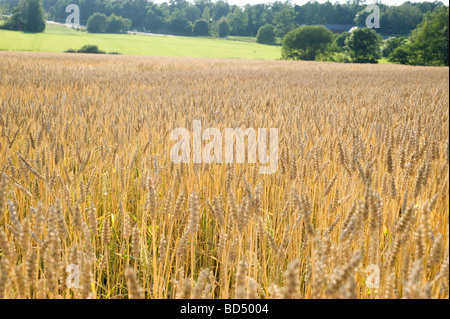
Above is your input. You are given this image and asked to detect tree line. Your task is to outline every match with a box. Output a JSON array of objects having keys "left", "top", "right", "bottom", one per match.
[
  {"left": 281, "top": 5, "right": 448, "bottom": 66},
  {"left": 0, "top": 0, "right": 446, "bottom": 38}
]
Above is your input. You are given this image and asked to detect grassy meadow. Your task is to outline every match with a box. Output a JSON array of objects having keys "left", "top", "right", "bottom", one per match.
[
  {"left": 0, "top": 25, "right": 281, "bottom": 59},
  {"left": 0, "top": 51, "right": 448, "bottom": 299}
]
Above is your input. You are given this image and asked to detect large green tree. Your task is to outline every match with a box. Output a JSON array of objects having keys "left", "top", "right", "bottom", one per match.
[
  {"left": 192, "top": 19, "right": 209, "bottom": 36},
  {"left": 273, "top": 8, "right": 296, "bottom": 38},
  {"left": 183, "top": 5, "right": 201, "bottom": 23},
  {"left": 169, "top": 15, "right": 192, "bottom": 35},
  {"left": 87, "top": 12, "right": 107, "bottom": 33},
  {"left": 218, "top": 16, "right": 230, "bottom": 38},
  {"left": 256, "top": 24, "right": 276, "bottom": 45},
  {"left": 25, "top": 0, "right": 45, "bottom": 32},
  {"left": 3, "top": 0, "right": 45, "bottom": 32},
  {"left": 142, "top": 5, "right": 167, "bottom": 32},
  {"left": 408, "top": 6, "right": 449, "bottom": 66},
  {"left": 106, "top": 14, "right": 131, "bottom": 34},
  {"left": 282, "top": 25, "right": 333, "bottom": 61},
  {"left": 227, "top": 6, "right": 248, "bottom": 36},
  {"left": 345, "top": 27, "right": 382, "bottom": 63}
]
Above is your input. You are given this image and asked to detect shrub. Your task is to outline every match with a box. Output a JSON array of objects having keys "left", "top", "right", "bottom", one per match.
[
  {"left": 382, "top": 36, "right": 407, "bottom": 58},
  {"left": 256, "top": 24, "right": 276, "bottom": 45},
  {"left": 2, "top": 8, "right": 24, "bottom": 30},
  {"left": 335, "top": 32, "right": 350, "bottom": 49},
  {"left": 64, "top": 45, "right": 121, "bottom": 55},
  {"left": 388, "top": 45, "right": 411, "bottom": 64},
  {"left": 76, "top": 45, "right": 106, "bottom": 54}
]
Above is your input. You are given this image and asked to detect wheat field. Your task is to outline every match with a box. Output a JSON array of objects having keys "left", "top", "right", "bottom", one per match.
[{"left": 0, "top": 51, "right": 448, "bottom": 299}]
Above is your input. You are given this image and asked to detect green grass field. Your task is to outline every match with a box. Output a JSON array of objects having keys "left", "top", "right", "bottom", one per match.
[{"left": 0, "top": 24, "right": 281, "bottom": 59}]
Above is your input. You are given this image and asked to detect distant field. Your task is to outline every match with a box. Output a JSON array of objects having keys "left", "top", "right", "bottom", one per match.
[{"left": 0, "top": 24, "right": 281, "bottom": 59}]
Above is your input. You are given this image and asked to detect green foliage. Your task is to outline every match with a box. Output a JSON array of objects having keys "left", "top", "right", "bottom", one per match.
[
  {"left": 170, "top": 17, "right": 192, "bottom": 35},
  {"left": 388, "top": 45, "right": 411, "bottom": 64},
  {"left": 87, "top": 13, "right": 107, "bottom": 33},
  {"left": 2, "top": 0, "right": 441, "bottom": 39},
  {"left": 335, "top": 32, "right": 350, "bottom": 49},
  {"left": 76, "top": 44, "right": 106, "bottom": 54},
  {"left": 106, "top": 14, "right": 131, "bottom": 34},
  {"left": 354, "top": 2, "right": 438, "bottom": 35},
  {"left": 192, "top": 19, "right": 209, "bottom": 36},
  {"left": 183, "top": 6, "right": 201, "bottom": 23},
  {"left": 386, "top": 6, "right": 449, "bottom": 66},
  {"left": 2, "top": 6, "right": 23, "bottom": 30},
  {"left": 382, "top": 36, "right": 406, "bottom": 58},
  {"left": 273, "top": 8, "right": 296, "bottom": 38},
  {"left": 381, "top": 4, "right": 423, "bottom": 35},
  {"left": 65, "top": 44, "right": 107, "bottom": 54},
  {"left": 256, "top": 24, "right": 276, "bottom": 45},
  {"left": 218, "top": 17, "right": 230, "bottom": 38},
  {"left": 24, "top": 0, "right": 45, "bottom": 32},
  {"left": 316, "top": 51, "right": 351, "bottom": 63},
  {"left": 408, "top": 6, "right": 449, "bottom": 66},
  {"left": 282, "top": 25, "right": 333, "bottom": 61},
  {"left": 227, "top": 7, "right": 248, "bottom": 36},
  {"left": 2, "top": 0, "right": 45, "bottom": 32},
  {"left": 88, "top": 12, "right": 131, "bottom": 34},
  {"left": 142, "top": 6, "right": 166, "bottom": 32},
  {"left": 64, "top": 45, "right": 121, "bottom": 55},
  {"left": 345, "top": 27, "right": 382, "bottom": 63},
  {"left": 202, "top": 7, "right": 211, "bottom": 21}
]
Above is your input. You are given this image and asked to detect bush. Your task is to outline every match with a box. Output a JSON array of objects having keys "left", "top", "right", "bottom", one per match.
[
  {"left": 316, "top": 51, "right": 351, "bottom": 63},
  {"left": 76, "top": 45, "right": 106, "bottom": 54},
  {"left": 218, "top": 17, "right": 230, "bottom": 38},
  {"left": 256, "top": 24, "right": 276, "bottom": 45},
  {"left": 2, "top": 7, "right": 23, "bottom": 30},
  {"left": 282, "top": 25, "right": 333, "bottom": 61},
  {"left": 382, "top": 36, "right": 407, "bottom": 58},
  {"left": 193, "top": 19, "right": 209, "bottom": 36},
  {"left": 335, "top": 32, "right": 350, "bottom": 49},
  {"left": 388, "top": 45, "right": 411, "bottom": 64},
  {"left": 64, "top": 45, "right": 121, "bottom": 55},
  {"left": 87, "top": 13, "right": 107, "bottom": 33}
]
